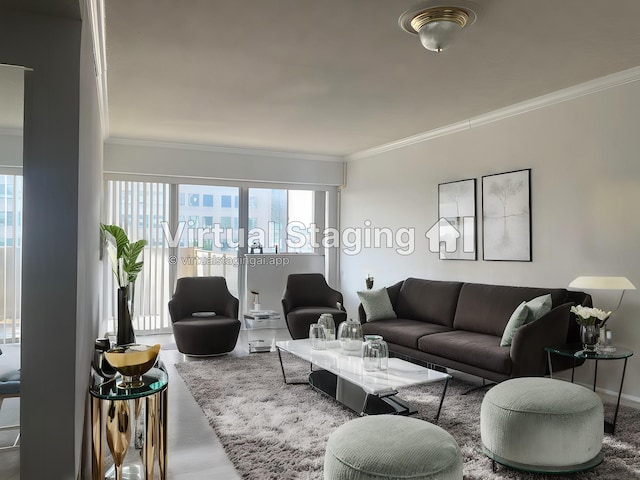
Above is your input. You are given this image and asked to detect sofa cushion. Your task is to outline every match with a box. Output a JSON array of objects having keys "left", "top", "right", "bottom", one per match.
[
  {"left": 362, "top": 318, "right": 453, "bottom": 350},
  {"left": 418, "top": 330, "right": 512, "bottom": 375},
  {"left": 357, "top": 287, "right": 397, "bottom": 322},
  {"left": 453, "top": 283, "right": 568, "bottom": 337},
  {"left": 394, "top": 278, "right": 463, "bottom": 327}
]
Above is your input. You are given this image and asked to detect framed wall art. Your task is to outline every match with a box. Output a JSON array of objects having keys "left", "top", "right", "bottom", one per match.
[
  {"left": 438, "top": 178, "right": 476, "bottom": 260},
  {"left": 482, "top": 169, "right": 531, "bottom": 262}
]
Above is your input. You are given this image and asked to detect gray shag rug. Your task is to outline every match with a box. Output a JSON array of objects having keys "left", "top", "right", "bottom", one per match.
[{"left": 175, "top": 351, "right": 640, "bottom": 480}]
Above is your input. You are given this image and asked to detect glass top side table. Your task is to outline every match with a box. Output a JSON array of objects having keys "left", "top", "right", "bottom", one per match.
[
  {"left": 90, "top": 363, "right": 168, "bottom": 480},
  {"left": 544, "top": 344, "right": 633, "bottom": 434}
]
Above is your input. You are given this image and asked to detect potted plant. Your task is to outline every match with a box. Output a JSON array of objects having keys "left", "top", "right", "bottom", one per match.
[{"left": 101, "top": 224, "right": 147, "bottom": 345}]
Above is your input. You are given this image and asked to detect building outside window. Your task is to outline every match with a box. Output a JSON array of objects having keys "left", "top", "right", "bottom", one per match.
[
  {"left": 248, "top": 188, "right": 314, "bottom": 252},
  {"left": 221, "top": 195, "right": 232, "bottom": 208},
  {"left": 203, "top": 194, "right": 213, "bottom": 207},
  {"left": 188, "top": 193, "right": 199, "bottom": 206}
]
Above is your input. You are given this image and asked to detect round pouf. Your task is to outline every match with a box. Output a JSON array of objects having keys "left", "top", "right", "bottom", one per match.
[
  {"left": 481, "top": 377, "right": 603, "bottom": 473},
  {"left": 324, "top": 415, "right": 463, "bottom": 480}
]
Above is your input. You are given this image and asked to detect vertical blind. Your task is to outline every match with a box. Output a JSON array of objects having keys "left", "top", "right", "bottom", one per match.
[
  {"left": 104, "top": 180, "right": 172, "bottom": 332},
  {"left": 0, "top": 174, "right": 22, "bottom": 343}
]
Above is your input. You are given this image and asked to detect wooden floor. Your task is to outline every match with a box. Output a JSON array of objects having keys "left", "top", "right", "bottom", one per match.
[{"left": 0, "top": 328, "right": 293, "bottom": 480}]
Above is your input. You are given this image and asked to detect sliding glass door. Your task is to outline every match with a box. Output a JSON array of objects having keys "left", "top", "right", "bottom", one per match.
[
  {"left": 177, "top": 184, "right": 240, "bottom": 296},
  {"left": 103, "top": 180, "right": 321, "bottom": 334}
]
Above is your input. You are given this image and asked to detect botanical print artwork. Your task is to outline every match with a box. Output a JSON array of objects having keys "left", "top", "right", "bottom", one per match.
[
  {"left": 482, "top": 169, "right": 531, "bottom": 261},
  {"left": 438, "top": 179, "right": 476, "bottom": 260}
]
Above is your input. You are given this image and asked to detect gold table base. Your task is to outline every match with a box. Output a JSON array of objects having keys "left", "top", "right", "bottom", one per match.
[{"left": 91, "top": 387, "right": 168, "bottom": 480}]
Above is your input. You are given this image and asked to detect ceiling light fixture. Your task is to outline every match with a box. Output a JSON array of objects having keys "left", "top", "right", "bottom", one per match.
[{"left": 399, "top": 3, "right": 477, "bottom": 53}]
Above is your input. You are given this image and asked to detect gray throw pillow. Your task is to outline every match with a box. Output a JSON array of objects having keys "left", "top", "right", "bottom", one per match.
[
  {"left": 525, "top": 294, "right": 552, "bottom": 322},
  {"left": 357, "top": 287, "right": 396, "bottom": 322},
  {"left": 500, "top": 301, "right": 530, "bottom": 347},
  {"left": 500, "top": 294, "right": 553, "bottom": 347}
]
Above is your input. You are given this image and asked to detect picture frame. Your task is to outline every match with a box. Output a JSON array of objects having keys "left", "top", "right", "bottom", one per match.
[
  {"left": 438, "top": 178, "right": 477, "bottom": 260},
  {"left": 482, "top": 169, "right": 531, "bottom": 262}
]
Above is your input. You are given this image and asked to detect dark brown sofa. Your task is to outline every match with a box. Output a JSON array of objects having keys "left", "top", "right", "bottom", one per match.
[{"left": 359, "top": 278, "right": 589, "bottom": 382}]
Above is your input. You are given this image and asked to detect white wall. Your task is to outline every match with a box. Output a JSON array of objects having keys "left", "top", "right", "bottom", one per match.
[
  {"left": 340, "top": 77, "right": 640, "bottom": 402},
  {"left": 0, "top": 6, "right": 103, "bottom": 479},
  {"left": 0, "top": 132, "right": 22, "bottom": 167},
  {"left": 77, "top": 3, "right": 105, "bottom": 475},
  {"left": 105, "top": 138, "right": 345, "bottom": 186},
  {"left": 244, "top": 253, "right": 325, "bottom": 319}
]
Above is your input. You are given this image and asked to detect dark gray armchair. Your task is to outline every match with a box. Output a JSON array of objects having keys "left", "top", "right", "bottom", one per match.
[
  {"left": 169, "top": 276, "right": 240, "bottom": 355},
  {"left": 282, "top": 273, "right": 347, "bottom": 339}
]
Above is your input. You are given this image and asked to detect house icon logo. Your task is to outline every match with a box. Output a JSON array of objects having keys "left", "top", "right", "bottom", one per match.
[{"left": 425, "top": 218, "right": 460, "bottom": 253}]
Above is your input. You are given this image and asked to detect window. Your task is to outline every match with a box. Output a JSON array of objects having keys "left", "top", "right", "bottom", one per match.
[
  {"left": 247, "top": 188, "right": 314, "bottom": 252},
  {"left": 287, "top": 190, "right": 314, "bottom": 253},
  {"left": 0, "top": 175, "right": 22, "bottom": 343},
  {"left": 0, "top": 184, "right": 13, "bottom": 198},
  {"left": 234, "top": 196, "right": 239, "bottom": 208},
  {"left": 178, "top": 185, "right": 240, "bottom": 297},
  {"left": 188, "top": 216, "right": 199, "bottom": 228},
  {"left": 220, "top": 216, "right": 232, "bottom": 228},
  {"left": 179, "top": 193, "right": 185, "bottom": 206},
  {"left": 105, "top": 180, "right": 171, "bottom": 334},
  {"left": 188, "top": 193, "right": 200, "bottom": 206}
]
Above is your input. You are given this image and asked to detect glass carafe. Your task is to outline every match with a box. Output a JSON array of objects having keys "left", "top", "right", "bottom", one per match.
[
  {"left": 362, "top": 335, "right": 389, "bottom": 371},
  {"left": 337, "top": 318, "right": 363, "bottom": 355}
]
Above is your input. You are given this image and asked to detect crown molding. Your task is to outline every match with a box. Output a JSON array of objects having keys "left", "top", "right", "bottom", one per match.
[
  {"left": 106, "top": 137, "right": 345, "bottom": 163},
  {"left": 346, "top": 65, "right": 640, "bottom": 162},
  {"left": 86, "top": 0, "right": 109, "bottom": 139}
]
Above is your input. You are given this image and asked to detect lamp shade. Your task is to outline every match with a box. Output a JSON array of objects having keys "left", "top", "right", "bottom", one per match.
[
  {"left": 417, "top": 18, "right": 463, "bottom": 52},
  {"left": 569, "top": 276, "right": 636, "bottom": 290}
]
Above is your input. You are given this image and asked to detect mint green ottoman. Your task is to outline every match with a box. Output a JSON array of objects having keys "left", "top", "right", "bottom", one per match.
[
  {"left": 481, "top": 377, "right": 604, "bottom": 473},
  {"left": 324, "top": 415, "right": 463, "bottom": 480}
]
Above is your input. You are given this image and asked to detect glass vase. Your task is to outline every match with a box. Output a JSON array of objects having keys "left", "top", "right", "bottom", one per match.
[
  {"left": 580, "top": 324, "right": 599, "bottom": 352},
  {"left": 318, "top": 314, "right": 336, "bottom": 341},
  {"left": 309, "top": 323, "right": 327, "bottom": 350},
  {"left": 337, "top": 318, "right": 363, "bottom": 355},
  {"left": 362, "top": 335, "right": 389, "bottom": 371}
]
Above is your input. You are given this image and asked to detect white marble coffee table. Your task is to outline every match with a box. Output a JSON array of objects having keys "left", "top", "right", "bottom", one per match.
[{"left": 276, "top": 339, "right": 451, "bottom": 420}]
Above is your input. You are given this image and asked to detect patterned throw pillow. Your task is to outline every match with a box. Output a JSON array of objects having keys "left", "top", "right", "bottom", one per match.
[{"left": 357, "top": 287, "right": 397, "bottom": 322}]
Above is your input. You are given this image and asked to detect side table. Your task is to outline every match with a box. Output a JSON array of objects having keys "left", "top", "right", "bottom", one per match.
[
  {"left": 90, "top": 362, "right": 168, "bottom": 480},
  {"left": 244, "top": 310, "right": 281, "bottom": 353},
  {"left": 545, "top": 344, "right": 633, "bottom": 434}
]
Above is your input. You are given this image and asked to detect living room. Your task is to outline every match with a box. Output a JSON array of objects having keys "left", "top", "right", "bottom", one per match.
[{"left": 1, "top": 0, "right": 640, "bottom": 479}]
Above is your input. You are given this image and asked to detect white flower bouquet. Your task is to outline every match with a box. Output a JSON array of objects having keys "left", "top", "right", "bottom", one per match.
[{"left": 570, "top": 305, "right": 611, "bottom": 327}]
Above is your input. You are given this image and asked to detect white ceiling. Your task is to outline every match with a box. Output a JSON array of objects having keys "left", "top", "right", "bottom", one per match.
[{"left": 9, "top": 0, "right": 640, "bottom": 158}]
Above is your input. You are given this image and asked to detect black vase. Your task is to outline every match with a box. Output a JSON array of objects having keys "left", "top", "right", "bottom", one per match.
[{"left": 117, "top": 286, "right": 136, "bottom": 346}]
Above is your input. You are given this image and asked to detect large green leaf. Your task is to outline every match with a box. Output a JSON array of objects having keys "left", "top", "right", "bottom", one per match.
[{"left": 100, "top": 224, "right": 147, "bottom": 287}]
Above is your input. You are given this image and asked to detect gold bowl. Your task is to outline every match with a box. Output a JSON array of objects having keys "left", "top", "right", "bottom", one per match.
[{"left": 105, "top": 343, "right": 161, "bottom": 388}]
